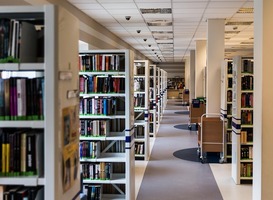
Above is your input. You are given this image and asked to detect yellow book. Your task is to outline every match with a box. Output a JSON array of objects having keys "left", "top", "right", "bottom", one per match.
[
  {"left": 2, "top": 143, "right": 6, "bottom": 173},
  {"left": 5, "top": 143, "right": 10, "bottom": 173}
]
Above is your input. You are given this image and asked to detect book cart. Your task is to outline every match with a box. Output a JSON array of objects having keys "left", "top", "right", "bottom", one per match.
[
  {"left": 231, "top": 56, "right": 254, "bottom": 184},
  {"left": 188, "top": 99, "right": 206, "bottom": 130},
  {"left": 0, "top": 5, "right": 81, "bottom": 200},
  {"left": 79, "top": 50, "right": 135, "bottom": 199},
  {"left": 198, "top": 114, "right": 225, "bottom": 164},
  {"left": 133, "top": 60, "right": 150, "bottom": 160}
]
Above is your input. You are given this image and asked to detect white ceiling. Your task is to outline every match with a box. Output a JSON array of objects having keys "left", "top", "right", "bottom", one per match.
[{"left": 67, "top": 0, "right": 254, "bottom": 63}]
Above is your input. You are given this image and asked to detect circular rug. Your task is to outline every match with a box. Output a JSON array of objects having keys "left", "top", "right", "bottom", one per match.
[
  {"left": 174, "top": 124, "right": 197, "bottom": 131},
  {"left": 174, "top": 111, "right": 189, "bottom": 115},
  {"left": 173, "top": 148, "right": 200, "bottom": 162},
  {"left": 173, "top": 148, "right": 222, "bottom": 163}
]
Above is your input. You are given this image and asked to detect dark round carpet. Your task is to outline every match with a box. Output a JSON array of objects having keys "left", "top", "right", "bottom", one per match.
[
  {"left": 173, "top": 148, "right": 221, "bottom": 163},
  {"left": 174, "top": 124, "right": 198, "bottom": 131},
  {"left": 174, "top": 111, "right": 189, "bottom": 115}
]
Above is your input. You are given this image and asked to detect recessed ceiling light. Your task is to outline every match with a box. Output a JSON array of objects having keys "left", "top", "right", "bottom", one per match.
[
  {"left": 237, "top": 7, "right": 254, "bottom": 14},
  {"left": 225, "top": 21, "right": 253, "bottom": 26},
  {"left": 140, "top": 8, "right": 172, "bottom": 14},
  {"left": 147, "top": 20, "right": 172, "bottom": 26}
]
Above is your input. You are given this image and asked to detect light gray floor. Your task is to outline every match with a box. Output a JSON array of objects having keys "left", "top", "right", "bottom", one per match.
[{"left": 136, "top": 99, "right": 223, "bottom": 200}]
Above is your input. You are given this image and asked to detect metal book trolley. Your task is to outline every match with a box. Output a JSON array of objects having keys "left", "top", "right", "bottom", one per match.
[
  {"left": 188, "top": 98, "right": 206, "bottom": 130},
  {"left": 197, "top": 113, "right": 226, "bottom": 163}
]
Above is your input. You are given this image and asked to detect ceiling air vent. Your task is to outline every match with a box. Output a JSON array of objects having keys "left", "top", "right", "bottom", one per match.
[
  {"left": 140, "top": 8, "right": 172, "bottom": 14},
  {"left": 152, "top": 31, "right": 173, "bottom": 34},
  {"left": 225, "top": 21, "right": 253, "bottom": 26},
  {"left": 147, "top": 20, "right": 172, "bottom": 26}
]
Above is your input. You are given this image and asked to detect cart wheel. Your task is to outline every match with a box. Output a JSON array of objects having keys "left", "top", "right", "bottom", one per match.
[
  {"left": 219, "top": 158, "right": 225, "bottom": 164},
  {"left": 197, "top": 148, "right": 200, "bottom": 157}
]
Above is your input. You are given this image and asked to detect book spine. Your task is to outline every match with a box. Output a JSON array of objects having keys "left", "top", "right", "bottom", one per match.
[
  {"left": 0, "top": 78, "right": 4, "bottom": 120},
  {"left": 4, "top": 79, "right": 10, "bottom": 120}
]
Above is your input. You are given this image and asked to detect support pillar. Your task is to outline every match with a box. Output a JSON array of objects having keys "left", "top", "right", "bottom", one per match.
[
  {"left": 253, "top": 0, "right": 273, "bottom": 199},
  {"left": 189, "top": 50, "right": 195, "bottom": 101},
  {"left": 206, "top": 19, "right": 225, "bottom": 114},
  {"left": 195, "top": 40, "right": 206, "bottom": 98}
]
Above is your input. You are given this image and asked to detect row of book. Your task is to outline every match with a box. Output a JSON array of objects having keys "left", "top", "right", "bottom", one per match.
[
  {"left": 241, "top": 93, "right": 253, "bottom": 108},
  {"left": 226, "top": 131, "right": 232, "bottom": 143},
  {"left": 134, "top": 125, "right": 144, "bottom": 139},
  {"left": 79, "top": 97, "right": 122, "bottom": 116},
  {"left": 135, "top": 142, "right": 144, "bottom": 155},
  {"left": 0, "top": 185, "right": 44, "bottom": 200},
  {"left": 0, "top": 18, "right": 42, "bottom": 63},
  {"left": 0, "top": 77, "right": 44, "bottom": 120},
  {"left": 79, "top": 54, "right": 125, "bottom": 72},
  {"left": 84, "top": 185, "right": 102, "bottom": 200},
  {"left": 241, "top": 146, "right": 253, "bottom": 160},
  {"left": 80, "top": 141, "right": 98, "bottom": 159},
  {"left": 134, "top": 94, "right": 145, "bottom": 108},
  {"left": 82, "top": 184, "right": 126, "bottom": 199},
  {"left": 241, "top": 110, "right": 253, "bottom": 125},
  {"left": 242, "top": 59, "right": 253, "bottom": 74},
  {"left": 227, "top": 61, "right": 233, "bottom": 74},
  {"left": 134, "top": 78, "right": 145, "bottom": 92},
  {"left": 79, "top": 75, "right": 125, "bottom": 94},
  {"left": 227, "top": 77, "right": 233, "bottom": 88},
  {"left": 0, "top": 129, "right": 43, "bottom": 177},
  {"left": 240, "top": 163, "right": 253, "bottom": 177},
  {"left": 134, "top": 64, "right": 145, "bottom": 75},
  {"left": 80, "top": 120, "right": 109, "bottom": 137},
  {"left": 240, "top": 130, "right": 253, "bottom": 143},
  {"left": 81, "top": 162, "right": 111, "bottom": 180},
  {"left": 241, "top": 75, "right": 253, "bottom": 90},
  {"left": 227, "top": 90, "right": 232, "bottom": 102}
]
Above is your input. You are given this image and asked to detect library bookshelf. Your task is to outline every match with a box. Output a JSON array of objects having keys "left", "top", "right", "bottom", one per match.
[
  {"left": 0, "top": 5, "right": 81, "bottom": 200},
  {"left": 160, "top": 69, "right": 167, "bottom": 117},
  {"left": 231, "top": 56, "right": 254, "bottom": 184},
  {"left": 220, "top": 60, "right": 233, "bottom": 162},
  {"left": 133, "top": 60, "right": 150, "bottom": 161},
  {"left": 78, "top": 49, "right": 135, "bottom": 199},
  {"left": 149, "top": 64, "right": 157, "bottom": 137},
  {"left": 156, "top": 67, "right": 161, "bottom": 127}
]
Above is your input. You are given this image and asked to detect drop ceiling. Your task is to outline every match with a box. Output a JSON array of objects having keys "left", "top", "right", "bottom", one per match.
[{"left": 68, "top": 0, "right": 254, "bottom": 63}]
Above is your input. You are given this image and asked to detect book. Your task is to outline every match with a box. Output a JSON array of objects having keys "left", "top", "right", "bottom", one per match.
[
  {"left": 20, "top": 132, "right": 27, "bottom": 175},
  {"left": 19, "top": 21, "right": 37, "bottom": 63},
  {"left": 0, "top": 78, "right": 4, "bottom": 119},
  {"left": 0, "top": 19, "right": 10, "bottom": 59},
  {"left": 4, "top": 79, "right": 10, "bottom": 120},
  {"left": 16, "top": 78, "right": 27, "bottom": 120},
  {"left": 26, "top": 134, "right": 36, "bottom": 174}
]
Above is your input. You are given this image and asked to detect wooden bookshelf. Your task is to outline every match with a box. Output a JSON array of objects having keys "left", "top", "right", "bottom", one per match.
[
  {"left": 79, "top": 49, "right": 135, "bottom": 199},
  {"left": 220, "top": 60, "right": 233, "bottom": 162},
  {"left": 0, "top": 5, "right": 81, "bottom": 199},
  {"left": 231, "top": 56, "right": 254, "bottom": 184},
  {"left": 134, "top": 60, "right": 150, "bottom": 160}
]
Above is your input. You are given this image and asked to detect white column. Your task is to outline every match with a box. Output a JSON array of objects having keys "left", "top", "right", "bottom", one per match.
[
  {"left": 184, "top": 56, "right": 190, "bottom": 89},
  {"left": 253, "top": 1, "right": 273, "bottom": 199},
  {"left": 195, "top": 40, "right": 207, "bottom": 98},
  {"left": 189, "top": 50, "right": 195, "bottom": 101},
  {"left": 206, "top": 19, "right": 225, "bottom": 114}
]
